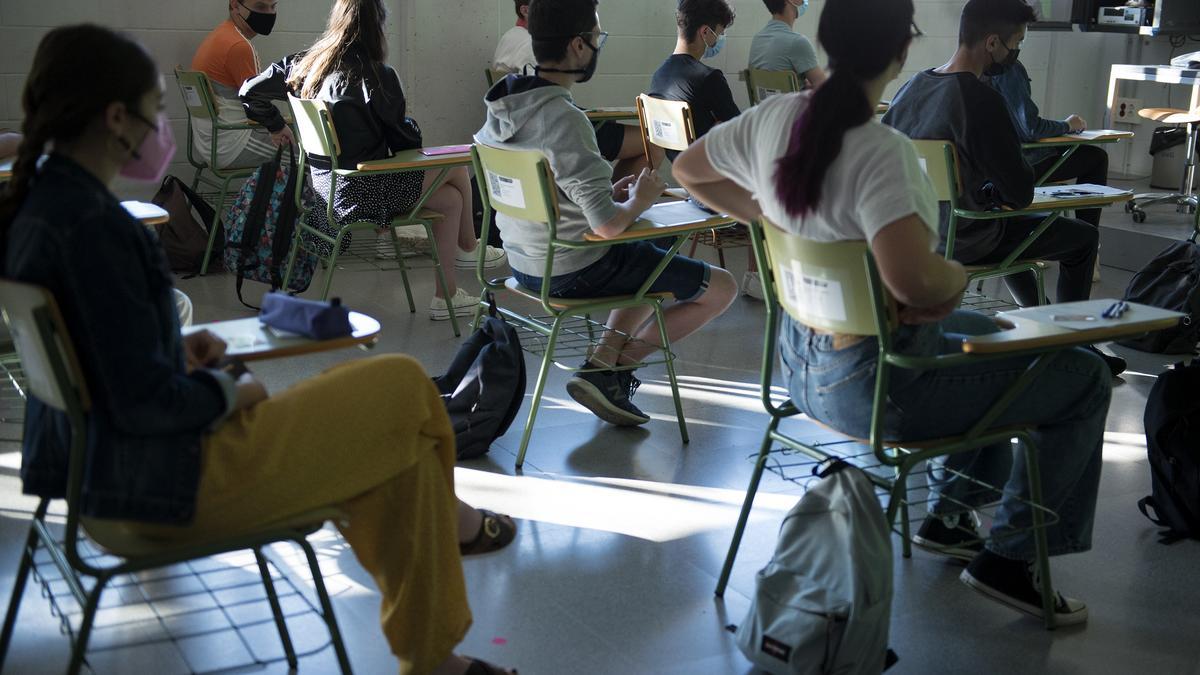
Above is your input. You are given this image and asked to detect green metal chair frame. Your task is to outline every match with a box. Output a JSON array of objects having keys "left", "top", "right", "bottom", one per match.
[
  {"left": 470, "top": 143, "right": 692, "bottom": 468},
  {"left": 742, "top": 68, "right": 800, "bottom": 106},
  {"left": 282, "top": 95, "right": 462, "bottom": 337},
  {"left": 715, "top": 221, "right": 1069, "bottom": 630},
  {"left": 175, "top": 68, "right": 261, "bottom": 276},
  {"left": 0, "top": 281, "right": 353, "bottom": 673}
]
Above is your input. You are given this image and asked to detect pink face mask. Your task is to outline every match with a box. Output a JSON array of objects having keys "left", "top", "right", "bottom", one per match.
[{"left": 119, "top": 111, "right": 176, "bottom": 183}]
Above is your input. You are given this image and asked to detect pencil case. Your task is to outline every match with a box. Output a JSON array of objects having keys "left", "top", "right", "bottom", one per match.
[{"left": 259, "top": 293, "right": 353, "bottom": 340}]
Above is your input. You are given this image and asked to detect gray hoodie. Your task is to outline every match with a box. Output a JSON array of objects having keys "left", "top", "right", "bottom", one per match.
[{"left": 475, "top": 76, "right": 618, "bottom": 277}]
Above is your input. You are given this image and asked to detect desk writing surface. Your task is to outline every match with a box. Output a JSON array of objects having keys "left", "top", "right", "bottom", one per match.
[
  {"left": 187, "top": 312, "right": 382, "bottom": 361},
  {"left": 1029, "top": 184, "right": 1133, "bottom": 210},
  {"left": 586, "top": 107, "right": 639, "bottom": 122},
  {"left": 962, "top": 299, "right": 1182, "bottom": 354},
  {"left": 583, "top": 200, "right": 735, "bottom": 242},
  {"left": 355, "top": 147, "right": 472, "bottom": 172},
  {"left": 1034, "top": 130, "right": 1134, "bottom": 144},
  {"left": 121, "top": 201, "right": 169, "bottom": 227}
]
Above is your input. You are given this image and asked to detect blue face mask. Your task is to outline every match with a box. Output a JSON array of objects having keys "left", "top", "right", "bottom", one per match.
[
  {"left": 792, "top": 0, "right": 809, "bottom": 16},
  {"left": 702, "top": 28, "right": 726, "bottom": 59}
]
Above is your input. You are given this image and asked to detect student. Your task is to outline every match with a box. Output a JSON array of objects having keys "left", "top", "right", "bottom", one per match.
[
  {"left": 476, "top": 0, "right": 736, "bottom": 426},
  {"left": 493, "top": 0, "right": 537, "bottom": 74},
  {"left": 749, "top": 0, "right": 827, "bottom": 90},
  {"left": 1, "top": 24, "right": 516, "bottom": 675},
  {"left": 990, "top": 58, "right": 1108, "bottom": 230},
  {"left": 190, "top": 1, "right": 287, "bottom": 169},
  {"left": 242, "top": 0, "right": 506, "bottom": 320},
  {"left": 675, "top": 0, "right": 1107, "bottom": 628}
]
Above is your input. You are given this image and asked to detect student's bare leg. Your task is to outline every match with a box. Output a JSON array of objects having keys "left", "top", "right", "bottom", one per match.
[
  {"left": 612, "top": 267, "right": 737, "bottom": 365},
  {"left": 435, "top": 166, "right": 480, "bottom": 250},
  {"left": 612, "top": 125, "right": 657, "bottom": 178},
  {"left": 422, "top": 170, "right": 465, "bottom": 299}
]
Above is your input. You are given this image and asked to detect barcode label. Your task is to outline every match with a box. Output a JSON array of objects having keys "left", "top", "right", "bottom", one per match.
[
  {"left": 757, "top": 87, "right": 782, "bottom": 100},
  {"left": 651, "top": 118, "right": 680, "bottom": 145},
  {"left": 487, "top": 171, "right": 527, "bottom": 210},
  {"left": 778, "top": 262, "right": 847, "bottom": 322},
  {"left": 182, "top": 85, "right": 203, "bottom": 108}
]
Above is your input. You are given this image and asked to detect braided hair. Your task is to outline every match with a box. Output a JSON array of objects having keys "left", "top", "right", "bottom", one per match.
[{"left": 0, "top": 25, "right": 158, "bottom": 260}]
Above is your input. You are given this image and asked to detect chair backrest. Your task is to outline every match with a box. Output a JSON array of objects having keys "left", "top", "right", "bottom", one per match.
[
  {"left": 471, "top": 143, "right": 559, "bottom": 227},
  {"left": 910, "top": 140, "right": 962, "bottom": 203},
  {"left": 287, "top": 95, "right": 343, "bottom": 163},
  {"left": 744, "top": 68, "right": 800, "bottom": 106},
  {"left": 0, "top": 281, "right": 90, "bottom": 414},
  {"left": 174, "top": 68, "right": 220, "bottom": 122},
  {"left": 485, "top": 68, "right": 508, "bottom": 87},
  {"left": 637, "top": 94, "right": 697, "bottom": 154},
  {"left": 758, "top": 220, "right": 888, "bottom": 336}
]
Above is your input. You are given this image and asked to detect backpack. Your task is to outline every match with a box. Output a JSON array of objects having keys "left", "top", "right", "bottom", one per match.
[
  {"left": 1138, "top": 360, "right": 1200, "bottom": 543},
  {"left": 1116, "top": 239, "right": 1200, "bottom": 354},
  {"left": 151, "top": 175, "right": 223, "bottom": 275},
  {"left": 735, "top": 461, "right": 895, "bottom": 675},
  {"left": 223, "top": 145, "right": 318, "bottom": 308},
  {"left": 433, "top": 299, "right": 526, "bottom": 460}
]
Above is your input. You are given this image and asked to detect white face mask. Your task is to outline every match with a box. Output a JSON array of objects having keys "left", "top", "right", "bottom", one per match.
[
  {"left": 702, "top": 27, "right": 726, "bottom": 59},
  {"left": 790, "top": 0, "right": 809, "bottom": 16}
]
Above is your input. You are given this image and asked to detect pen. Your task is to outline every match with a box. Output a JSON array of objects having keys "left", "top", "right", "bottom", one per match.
[{"left": 1102, "top": 301, "right": 1129, "bottom": 319}]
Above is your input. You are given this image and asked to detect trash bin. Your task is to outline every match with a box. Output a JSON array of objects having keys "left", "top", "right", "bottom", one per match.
[{"left": 1150, "top": 125, "right": 1194, "bottom": 190}]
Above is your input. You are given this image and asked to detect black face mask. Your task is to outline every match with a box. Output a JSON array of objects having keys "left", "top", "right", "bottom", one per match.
[
  {"left": 239, "top": 1, "right": 277, "bottom": 36},
  {"left": 984, "top": 43, "right": 1019, "bottom": 77},
  {"left": 535, "top": 37, "right": 600, "bottom": 83}
]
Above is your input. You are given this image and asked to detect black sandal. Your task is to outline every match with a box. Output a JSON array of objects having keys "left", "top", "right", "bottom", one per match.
[
  {"left": 465, "top": 657, "right": 516, "bottom": 675},
  {"left": 459, "top": 509, "right": 516, "bottom": 556}
]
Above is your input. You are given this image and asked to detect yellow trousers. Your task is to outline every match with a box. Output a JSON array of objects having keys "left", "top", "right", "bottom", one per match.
[{"left": 129, "top": 354, "right": 471, "bottom": 673}]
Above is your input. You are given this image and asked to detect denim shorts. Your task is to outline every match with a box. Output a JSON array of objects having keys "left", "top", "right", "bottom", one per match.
[{"left": 512, "top": 241, "right": 712, "bottom": 302}]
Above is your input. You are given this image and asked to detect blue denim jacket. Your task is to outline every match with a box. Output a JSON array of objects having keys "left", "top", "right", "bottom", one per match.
[
  {"left": 988, "top": 60, "right": 1070, "bottom": 165},
  {"left": 4, "top": 156, "right": 234, "bottom": 524}
]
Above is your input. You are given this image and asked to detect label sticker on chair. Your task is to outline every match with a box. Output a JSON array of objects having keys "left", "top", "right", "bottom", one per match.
[
  {"left": 182, "top": 85, "right": 203, "bottom": 108},
  {"left": 779, "top": 262, "right": 847, "bottom": 322},
  {"left": 486, "top": 171, "right": 526, "bottom": 209},
  {"left": 917, "top": 158, "right": 928, "bottom": 174},
  {"left": 651, "top": 119, "right": 681, "bottom": 145},
  {"left": 757, "top": 87, "right": 782, "bottom": 100}
]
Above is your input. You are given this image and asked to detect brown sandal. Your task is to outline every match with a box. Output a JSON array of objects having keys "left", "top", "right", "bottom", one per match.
[
  {"left": 459, "top": 509, "right": 516, "bottom": 556},
  {"left": 465, "top": 657, "right": 516, "bottom": 675}
]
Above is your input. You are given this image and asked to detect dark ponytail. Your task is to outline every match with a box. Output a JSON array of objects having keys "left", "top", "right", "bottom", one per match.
[
  {"left": 773, "top": 0, "right": 916, "bottom": 217},
  {"left": 0, "top": 25, "right": 158, "bottom": 259}
]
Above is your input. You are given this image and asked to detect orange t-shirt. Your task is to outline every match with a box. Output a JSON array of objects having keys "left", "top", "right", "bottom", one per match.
[{"left": 191, "top": 20, "right": 260, "bottom": 90}]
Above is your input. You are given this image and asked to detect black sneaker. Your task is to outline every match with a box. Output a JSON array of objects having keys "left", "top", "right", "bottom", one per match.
[
  {"left": 960, "top": 550, "right": 1088, "bottom": 626},
  {"left": 1085, "top": 345, "right": 1127, "bottom": 378},
  {"left": 912, "top": 514, "right": 984, "bottom": 563},
  {"left": 566, "top": 364, "right": 651, "bottom": 426}
]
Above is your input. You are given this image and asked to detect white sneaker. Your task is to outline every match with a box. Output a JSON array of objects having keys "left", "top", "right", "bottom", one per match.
[
  {"left": 742, "top": 271, "right": 764, "bottom": 300},
  {"left": 429, "top": 287, "right": 479, "bottom": 321},
  {"left": 375, "top": 231, "right": 397, "bottom": 260},
  {"left": 455, "top": 242, "right": 507, "bottom": 270}
]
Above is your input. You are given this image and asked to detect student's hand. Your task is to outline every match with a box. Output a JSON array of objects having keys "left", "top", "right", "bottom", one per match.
[
  {"left": 612, "top": 174, "right": 637, "bottom": 202},
  {"left": 184, "top": 330, "right": 228, "bottom": 372},
  {"left": 233, "top": 373, "right": 269, "bottom": 411},
  {"left": 631, "top": 168, "right": 666, "bottom": 206},
  {"left": 1066, "top": 114, "right": 1087, "bottom": 132},
  {"left": 271, "top": 126, "right": 296, "bottom": 148}
]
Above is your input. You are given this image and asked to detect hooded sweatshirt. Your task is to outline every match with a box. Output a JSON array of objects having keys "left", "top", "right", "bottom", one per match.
[{"left": 475, "top": 75, "right": 618, "bottom": 277}]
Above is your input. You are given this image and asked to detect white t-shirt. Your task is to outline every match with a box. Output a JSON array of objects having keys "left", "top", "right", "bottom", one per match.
[
  {"left": 705, "top": 92, "right": 939, "bottom": 247},
  {"left": 493, "top": 25, "right": 537, "bottom": 74}
]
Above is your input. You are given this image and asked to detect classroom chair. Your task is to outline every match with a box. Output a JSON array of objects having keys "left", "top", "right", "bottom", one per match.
[
  {"left": 283, "top": 95, "right": 462, "bottom": 337},
  {"left": 0, "top": 281, "right": 353, "bottom": 674},
  {"left": 636, "top": 94, "right": 750, "bottom": 268},
  {"left": 484, "top": 68, "right": 508, "bottom": 88},
  {"left": 714, "top": 221, "right": 1064, "bottom": 629},
  {"left": 470, "top": 143, "right": 691, "bottom": 468},
  {"left": 913, "top": 140, "right": 1049, "bottom": 304},
  {"left": 175, "top": 68, "right": 262, "bottom": 276},
  {"left": 741, "top": 68, "right": 800, "bottom": 106},
  {"left": 1128, "top": 106, "right": 1200, "bottom": 223}
]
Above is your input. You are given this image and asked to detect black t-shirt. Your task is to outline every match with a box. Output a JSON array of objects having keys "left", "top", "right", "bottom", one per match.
[{"left": 648, "top": 54, "right": 741, "bottom": 159}]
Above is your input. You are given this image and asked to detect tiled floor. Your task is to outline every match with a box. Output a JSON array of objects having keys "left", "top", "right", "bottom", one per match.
[{"left": 1, "top": 234, "right": 1199, "bottom": 674}]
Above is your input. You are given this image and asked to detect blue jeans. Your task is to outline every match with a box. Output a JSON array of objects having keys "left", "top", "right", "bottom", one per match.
[{"left": 779, "top": 310, "right": 1110, "bottom": 561}]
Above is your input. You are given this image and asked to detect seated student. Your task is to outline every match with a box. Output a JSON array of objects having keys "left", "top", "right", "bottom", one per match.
[
  {"left": 476, "top": 0, "right": 736, "bottom": 426},
  {"left": 749, "top": 0, "right": 827, "bottom": 90},
  {"left": 493, "top": 0, "right": 537, "bottom": 74},
  {"left": 0, "top": 130, "right": 20, "bottom": 159},
  {"left": 190, "top": 1, "right": 288, "bottom": 169},
  {"left": 242, "top": 0, "right": 506, "bottom": 321},
  {"left": 881, "top": 0, "right": 1123, "bottom": 374},
  {"left": 1, "top": 24, "right": 517, "bottom": 675},
  {"left": 674, "top": 0, "right": 1107, "bottom": 627},
  {"left": 990, "top": 58, "right": 1108, "bottom": 231}
]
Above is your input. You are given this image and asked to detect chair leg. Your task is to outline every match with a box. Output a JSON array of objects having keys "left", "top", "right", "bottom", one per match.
[
  {"left": 320, "top": 231, "right": 349, "bottom": 301},
  {"left": 716, "top": 424, "right": 775, "bottom": 597},
  {"left": 67, "top": 581, "right": 106, "bottom": 675},
  {"left": 297, "top": 538, "right": 353, "bottom": 674},
  {"left": 892, "top": 463, "right": 914, "bottom": 559},
  {"left": 199, "top": 175, "right": 232, "bottom": 276},
  {"left": 0, "top": 501, "right": 48, "bottom": 669},
  {"left": 255, "top": 548, "right": 298, "bottom": 670},
  {"left": 395, "top": 229, "right": 416, "bottom": 315},
  {"left": 1035, "top": 266, "right": 1047, "bottom": 306},
  {"left": 716, "top": 239, "right": 726, "bottom": 269},
  {"left": 424, "top": 222, "right": 460, "bottom": 338},
  {"left": 1021, "top": 438, "right": 1057, "bottom": 630},
  {"left": 653, "top": 302, "right": 688, "bottom": 445},
  {"left": 515, "top": 320, "right": 563, "bottom": 469},
  {"left": 281, "top": 223, "right": 306, "bottom": 292}
]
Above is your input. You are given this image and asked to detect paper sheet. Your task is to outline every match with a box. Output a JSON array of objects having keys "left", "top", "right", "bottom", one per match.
[
  {"left": 1033, "top": 184, "right": 1132, "bottom": 200},
  {"left": 641, "top": 200, "right": 715, "bottom": 227}
]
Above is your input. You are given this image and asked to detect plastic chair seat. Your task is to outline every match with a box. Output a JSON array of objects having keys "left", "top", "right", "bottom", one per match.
[
  {"left": 82, "top": 508, "right": 346, "bottom": 558},
  {"left": 964, "top": 260, "right": 1047, "bottom": 273},
  {"left": 1138, "top": 107, "right": 1200, "bottom": 125},
  {"left": 502, "top": 276, "right": 674, "bottom": 310}
]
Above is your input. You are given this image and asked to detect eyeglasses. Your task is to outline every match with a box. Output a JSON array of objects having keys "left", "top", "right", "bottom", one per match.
[
  {"left": 530, "top": 30, "right": 609, "bottom": 50},
  {"left": 583, "top": 31, "right": 609, "bottom": 51},
  {"left": 911, "top": 22, "right": 925, "bottom": 38}
]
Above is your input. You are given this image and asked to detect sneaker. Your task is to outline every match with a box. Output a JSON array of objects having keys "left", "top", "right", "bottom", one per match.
[
  {"left": 960, "top": 550, "right": 1088, "bottom": 626},
  {"left": 565, "top": 364, "right": 651, "bottom": 426},
  {"left": 375, "top": 231, "right": 397, "bottom": 260},
  {"left": 456, "top": 242, "right": 507, "bottom": 270},
  {"left": 1085, "top": 345, "right": 1127, "bottom": 378},
  {"left": 912, "top": 513, "right": 984, "bottom": 563},
  {"left": 429, "top": 287, "right": 478, "bottom": 321},
  {"left": 741, "top": 271, "right": 764, "bottom": 300}
]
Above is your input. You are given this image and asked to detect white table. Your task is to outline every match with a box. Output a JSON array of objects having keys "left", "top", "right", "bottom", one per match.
[{"left": 1107, "top": 64, "right": 1200, "bottom": 117}]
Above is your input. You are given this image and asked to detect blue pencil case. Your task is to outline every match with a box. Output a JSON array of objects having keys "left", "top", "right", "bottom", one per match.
[{"left": 259, "top": 293, "right": 353, "bottom": 340}]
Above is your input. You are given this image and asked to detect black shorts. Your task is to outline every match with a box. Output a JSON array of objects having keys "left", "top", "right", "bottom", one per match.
[
  {"left": 513, "top": 241, "right": 712, "bottom": 303},
  {"left": 595, "top": 121, "right": 627, "bottom": 162}
]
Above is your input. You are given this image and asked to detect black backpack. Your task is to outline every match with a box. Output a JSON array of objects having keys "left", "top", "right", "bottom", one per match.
[
  {"left": 433, "top": 299, "right": 526, "bottom": 460},
  {"left": 1117, "top": 239, "right": 1200, "bottom": 354},
  {"left": 1138, "top": 361, "right": 1200, "bottom": 543}
]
